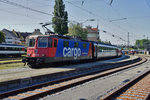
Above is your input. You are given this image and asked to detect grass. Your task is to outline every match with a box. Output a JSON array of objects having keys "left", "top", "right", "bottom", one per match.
[
  {"left": 0, "top": 63, "right": 25, "bottom": 70},
  {"left": 0, "top": 58, "right": 22, "bottom": 61},
  {"left": 0, "top": 60, "right": 22, "bottom": 63}
]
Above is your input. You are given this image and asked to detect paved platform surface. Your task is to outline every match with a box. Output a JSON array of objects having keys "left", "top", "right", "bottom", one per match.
[{"left": 0, "top": 55, "right": 138, "bottom": 82}]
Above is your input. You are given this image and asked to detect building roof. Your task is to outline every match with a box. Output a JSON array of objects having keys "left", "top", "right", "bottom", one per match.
[
  {"left": 2, "top": 29, "right": 17, "bottom": 38},
  {"left": 87, "top": 28, "right": 99, "bottom": 33},
  {"left": 84, "top": 26, "right": 99, "bottom": 34},
  {"left": 91, "top": 28, "right": 98, "bottom": 32},
  {"left": 16, "top": 32, "right": 32, "bottom": 41},
  {"left": 32, "top": 29, "right": 43, "bottom": 35}
]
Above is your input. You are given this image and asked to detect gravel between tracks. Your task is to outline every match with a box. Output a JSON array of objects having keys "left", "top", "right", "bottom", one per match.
[{"left": 40, "top": 57, "right": 150, "bottom": 100}]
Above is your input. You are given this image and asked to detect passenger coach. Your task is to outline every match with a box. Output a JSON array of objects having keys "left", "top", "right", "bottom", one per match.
[{"left": 0, "top": 44, "right": 25, "bottom": 57}]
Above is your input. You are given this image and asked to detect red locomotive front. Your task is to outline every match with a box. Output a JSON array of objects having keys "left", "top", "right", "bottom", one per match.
[
  {"left": 23, "top": 35, "right": 59, "bottom": 67},
  {"left": 27, "top": 36, "right": 48, "bottom": 58}
]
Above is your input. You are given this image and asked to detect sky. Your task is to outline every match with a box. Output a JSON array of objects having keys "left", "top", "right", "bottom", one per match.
[{"left": 0, "top": 0, "right": 150, "bottom": 46}]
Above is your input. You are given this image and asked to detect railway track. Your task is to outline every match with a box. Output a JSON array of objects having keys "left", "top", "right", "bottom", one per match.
[
  {"left": 101, "top": 59, "right": 150, "bottom": 100},
  {"left": 0, "top": 57, "right": 147, "bottom": 100}
]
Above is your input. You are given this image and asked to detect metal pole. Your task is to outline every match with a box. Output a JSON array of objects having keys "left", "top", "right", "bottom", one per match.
[{"left": 127, "top": 32, "right": 129, "bottom": 49}]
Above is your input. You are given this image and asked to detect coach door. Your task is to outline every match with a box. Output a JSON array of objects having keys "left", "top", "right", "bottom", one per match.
[
  {"left": 94, "top": 45, "right": 97, "bottom": 58},
  {"left": 92, "top": 43, "right": 97, "bottom": 59}
]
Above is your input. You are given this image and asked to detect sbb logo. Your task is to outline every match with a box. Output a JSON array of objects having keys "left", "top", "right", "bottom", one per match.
[{"left": 63, "top": 47, "right": 81, "bottom": 59}]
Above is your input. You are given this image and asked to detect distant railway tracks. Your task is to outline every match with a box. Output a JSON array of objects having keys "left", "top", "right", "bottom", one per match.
[{"left": 0, "top": 56, "right": 147, "bottom": 100}]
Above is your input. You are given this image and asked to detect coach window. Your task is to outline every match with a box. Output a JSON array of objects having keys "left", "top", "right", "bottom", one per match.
[
  {"left": 0, "top": 47, "right": 4, "bottom": 50},
  {"left": 54, "top": 39, "right": 57, "bottom": 47},
  {"left": 4, "top": 47, "right": 7, "bottom": 50},
  {"left": 7, "top": 47, "right": 10, "bottom": 50},
  {"left": 99, "top": 47, "right": 102, "bottom": 52}
]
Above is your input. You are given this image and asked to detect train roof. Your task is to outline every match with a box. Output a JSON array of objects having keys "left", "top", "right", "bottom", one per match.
[
  {"left": 28, "top": 34, "right": 89, "bottom": 42},
  {"left": 28, "top": 35, "right": 120, "bottom": 49},
  {"left": 91, "top": 41, "right": 120, "bottom": 49},
  {"left": 0, "top": 44, "right": 24, "bottom": 47},
  {"left": 98, "top": 43, "right": 119, "bottom": 49}
]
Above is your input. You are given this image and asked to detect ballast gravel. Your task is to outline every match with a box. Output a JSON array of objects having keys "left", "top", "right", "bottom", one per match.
[{"left": 41, "top": 58, "right": 150, "bottom": 100}]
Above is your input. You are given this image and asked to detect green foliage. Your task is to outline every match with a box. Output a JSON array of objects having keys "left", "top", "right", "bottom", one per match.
[
  {"left": 98, "top": 39, "right": 111, "bottom": 44},
  {"left": 52, "top": 0, "right": 68, "bottom": 35},
  {"left": 0, "top": 31, "right": 5, "bottom": 43},
  {"left": 135, "top": 39, "right": 150, "bottom": 49},
  {"left": 68, "top": 23, "right": 88, "bottom": 40}
]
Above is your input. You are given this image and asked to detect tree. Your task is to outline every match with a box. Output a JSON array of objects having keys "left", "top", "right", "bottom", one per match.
[
  {"left": 52, "top": 0, "right": 68, "bottom": 35},
  {"left": 0, "top": 31, "right": 5, "bottom": 43},
  {"left": 135, "top": 39, "right": 150, "bottom": 49},
  {"left": 98, "top": 39, "right": 111, "bottom": 44},
  {"left": 68, "top": 23, "right": 88, "bottom": 40}
]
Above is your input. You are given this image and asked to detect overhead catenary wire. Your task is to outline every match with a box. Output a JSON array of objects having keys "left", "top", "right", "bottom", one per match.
[
  {"left": 0, "top": 0, "right": 67, "bottom": 21},
  {"left": 0, "top": 0, "right": 81, "bottom": 31},
  {"left": 65, "top": 0, "right": 131, "bottom": 45},
  {"left": 102, "top": 30, "right": 126, "bottom": 42},
  {"left": 0, "top": 0, "right": 53, "bottom": 16},
  {"left": 102, "top": 0, "right": 144, "bottom": 42},
  {"left": 0, "top": 8, "right": 46, "bottom": 21},
  {"left": 0, "top": 0, "right": 147, "bottom": 45},
  {"left": 146, "top": 0, "right": 150, "bottom": 7},
  {"left": 64, "top": 0, "right": 128, "bottom": 36}
]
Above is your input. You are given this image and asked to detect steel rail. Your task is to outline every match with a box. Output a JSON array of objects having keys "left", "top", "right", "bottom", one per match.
[
  {"left": 101, "top": 57, "right": 150, "bottom": 100},
  {"left": 0, "top": 57, "right": 147, "bottom": 100}
]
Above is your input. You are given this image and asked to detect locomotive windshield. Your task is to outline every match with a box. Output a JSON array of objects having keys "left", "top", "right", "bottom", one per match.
[
  {"left": 38, "top": 37, "right": 48, "bottom": 48},
  {"left": 28, "top": 39, "right": 35, "bottom": 47}
]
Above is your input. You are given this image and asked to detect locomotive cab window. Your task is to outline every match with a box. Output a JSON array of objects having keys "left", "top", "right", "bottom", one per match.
[
  {"left": 38, "top": 37, "right": 48, "bottom": 48},
  {"left": 28, "top": 39, "right": 35, "bottom": 47}
]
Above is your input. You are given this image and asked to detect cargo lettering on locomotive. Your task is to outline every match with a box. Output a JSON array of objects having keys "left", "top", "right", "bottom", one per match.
[{"left": 63, "top": 47, "right": 81, "bottom": 59}]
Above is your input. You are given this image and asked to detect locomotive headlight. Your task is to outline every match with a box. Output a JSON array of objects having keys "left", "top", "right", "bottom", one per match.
[
  {"left": 34, "top": 49, "right": 38, "bottom": 53},
  {"left": 42, "top": 54, "right": 46, "bottom": 57},
  {"left": 28, "top": 54, "right": 31, "bottom": 56}
]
